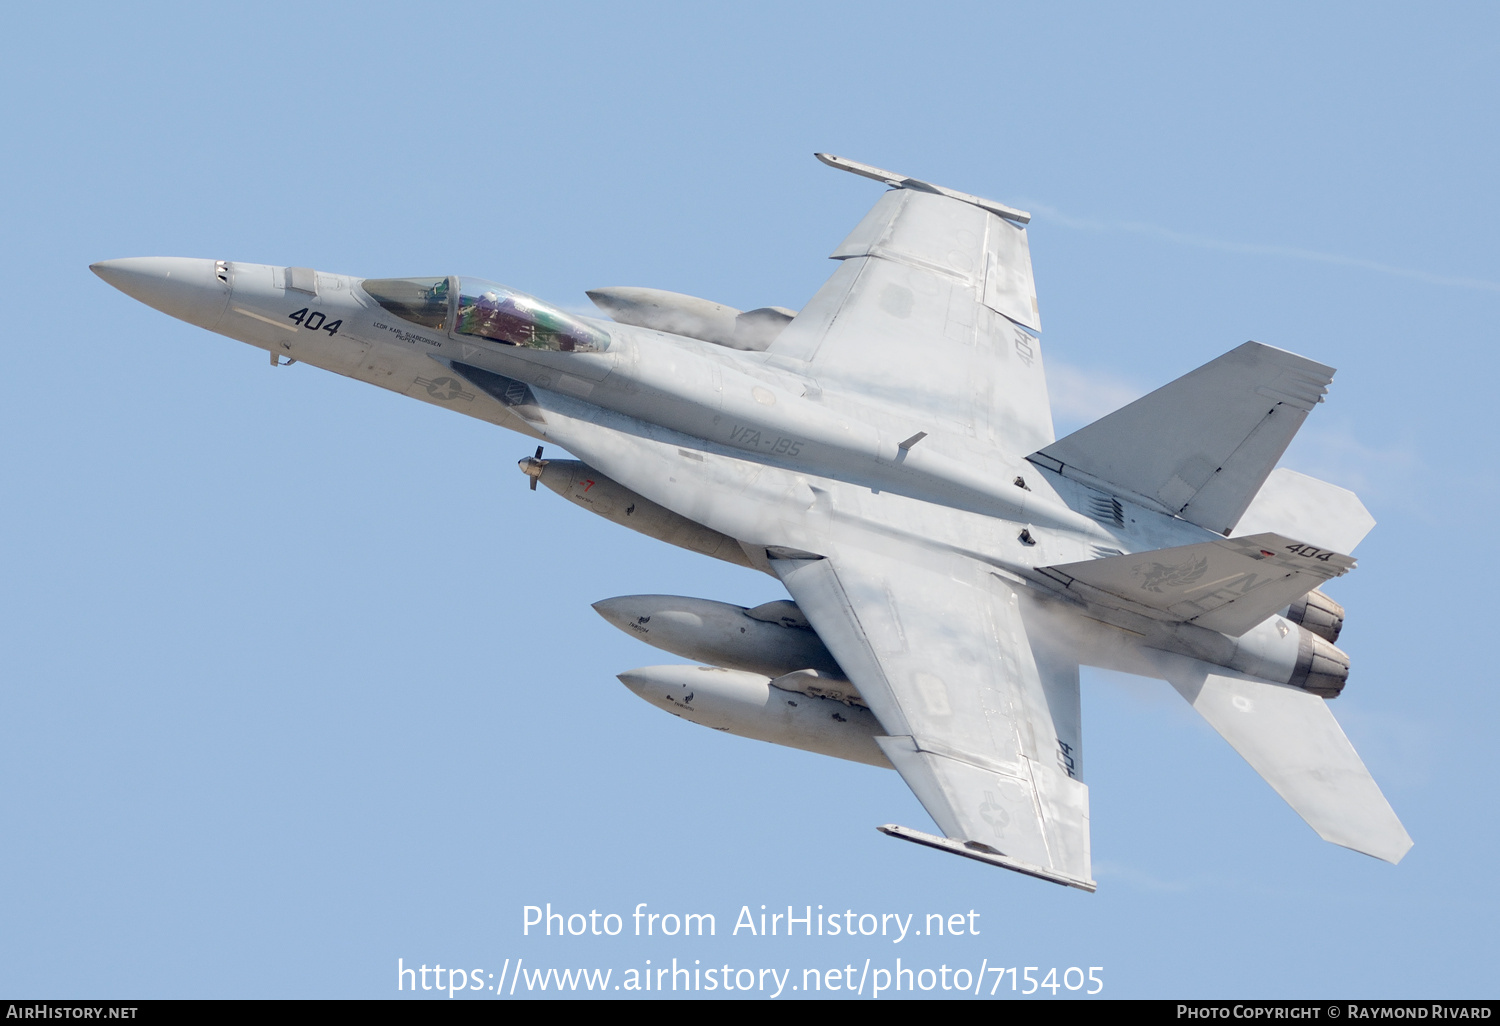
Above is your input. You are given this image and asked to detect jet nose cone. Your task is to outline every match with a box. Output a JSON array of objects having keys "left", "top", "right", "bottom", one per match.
[
  {"left": 615, "top": 670, "right": 650, "bottom": 696},
  {"left": 590, "top": 597, "right": 635, "bottom": 630},
  {"left": 91, "top": 257, "right": 231, "bottom": 330}
]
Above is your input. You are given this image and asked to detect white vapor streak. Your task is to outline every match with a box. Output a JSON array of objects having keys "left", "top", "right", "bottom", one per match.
[{"left": 1024, "top": 202, "right": 1500, "bottom": 294}]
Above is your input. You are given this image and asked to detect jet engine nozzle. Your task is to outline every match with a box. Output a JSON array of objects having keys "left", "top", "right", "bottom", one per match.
[
  {"left": 1289, "top": 631, "right": 1350, "bottom": 699},
  {"left": 1286, "top": 589, "right": 1345, "bottom": 644}
]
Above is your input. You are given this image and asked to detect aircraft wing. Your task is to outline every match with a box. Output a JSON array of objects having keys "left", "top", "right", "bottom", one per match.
[
  {"left": 768, "top": 155, "right": 1054, "bottom": 453},
  {"left": 770, "top": 545, "right": 1094, "bottom": 890}
]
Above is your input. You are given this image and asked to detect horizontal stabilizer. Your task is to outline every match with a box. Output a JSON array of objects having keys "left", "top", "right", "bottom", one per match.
[
  {"left": 1032, "top": 342, "right": 1334, "bottom": 535},
  {"left": 1147, "top": 653, "right": 1412, "bottom": 863},
  {"left": 1038, "top": 533, "right": 1354, "bottom": 637},
  {"left": 1235, "top": 468, "right": 1376, "bottom": 553}
]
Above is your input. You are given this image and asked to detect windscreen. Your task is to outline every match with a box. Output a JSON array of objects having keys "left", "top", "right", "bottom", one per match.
[{"left": 361, "top": 277, "right": 451, "bottom": 330}]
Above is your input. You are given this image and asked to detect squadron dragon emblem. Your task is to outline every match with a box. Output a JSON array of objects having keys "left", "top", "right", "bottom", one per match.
[{"left": 1130, "top": 554, "right": 1211, "bottom": 593}]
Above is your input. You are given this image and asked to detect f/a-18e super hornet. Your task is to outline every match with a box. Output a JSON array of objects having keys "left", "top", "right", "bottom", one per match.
[{"left": 92, "top": 153, "right": 1410, "bottom": 890}]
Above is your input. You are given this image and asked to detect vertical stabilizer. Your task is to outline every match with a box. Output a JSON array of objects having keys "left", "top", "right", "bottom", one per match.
[
  {"left": 1032, "top": 343, "right": 1334, "bottom": 535},
  {"left": 1235, "top": 468, "right": 1376, "bottom": 553}
]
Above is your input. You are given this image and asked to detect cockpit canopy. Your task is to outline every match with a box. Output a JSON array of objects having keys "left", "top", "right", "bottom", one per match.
[{"left": 361, "top": 276, "right": 609, "bottom": 353}]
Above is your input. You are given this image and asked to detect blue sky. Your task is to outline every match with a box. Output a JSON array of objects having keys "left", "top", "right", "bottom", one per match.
[{"left": 2, "top": 1, "right": 1496, "bottom": 999}]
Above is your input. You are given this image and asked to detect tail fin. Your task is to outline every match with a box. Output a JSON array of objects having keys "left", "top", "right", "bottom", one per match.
[
  {"left": 1235, "top": 468, "right": 1376, "bottom": 553},
  {"left": 1031, "top": 342, "right": 1333, "bottom": 535}
]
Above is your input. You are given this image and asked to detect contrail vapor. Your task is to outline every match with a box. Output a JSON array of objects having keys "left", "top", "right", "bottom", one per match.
[{"left": 1022, "top": 201, "right": 1500, "bottom": 294}]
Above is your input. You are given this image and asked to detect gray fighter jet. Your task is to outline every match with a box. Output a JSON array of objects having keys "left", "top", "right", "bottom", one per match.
[{"left": 92, "top": 153, "right": 1410, "bottom": 890}]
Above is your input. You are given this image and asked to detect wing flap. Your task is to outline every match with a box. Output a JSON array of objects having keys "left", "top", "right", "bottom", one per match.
[
  {"left": 1148, "top": 653, "right": 1412, "bottom": 863},
  {"left": 982, "top": 214, "right": 1042, "bottom": 330},
  {"left": 771, "top": 548, "right": 1092, "bottom": 888},
  {"left": 1039, "top": 532, "right": 1354, "bottom": 637}
]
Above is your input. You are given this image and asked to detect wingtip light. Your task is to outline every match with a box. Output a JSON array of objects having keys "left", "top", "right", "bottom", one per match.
[{"left": 813, "top": 152, "right": 1031, "bottom": 224}]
